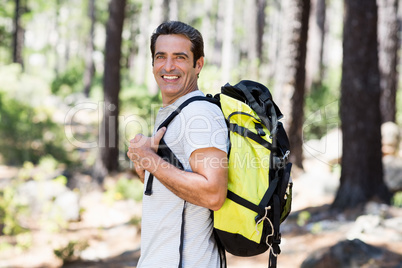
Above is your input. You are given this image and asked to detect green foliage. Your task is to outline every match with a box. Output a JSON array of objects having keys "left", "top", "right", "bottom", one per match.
[
  {"left": 15, "top": 232, "right": 33, "bottom": 250},
  {"left": 0, "top": 241, "right": 13, "bottom": 251},
  {"left": 128, "top": 215, "right": 141, "bottom": 226},
  {"left": 120, "top": 83, "right": 161, "bottom": 139},
  {"left": 0, "top": 90, "right": 69, "bottom": 165},
  {"left": 104, "top": 177, "right": 143, "bottom": 203},
  {"left": 303, "top": 67, "right": 341, "bottom": 141},
  {"left": 297, "top": 211, "right": 311, "bottom": 227},
  {"left": 392, "top": 191, "right": 402, "bottom": 208},
  {"left": 0, "top": 158, "right": 71, "bottom": 244},
  {"left": 310, "top": 222, "right": 323, "bottom": 234},
  {"left": 0, "top": 0, "right": 13, "bottom": 63},
  {"left": 51, "top": 59, "right": 85, "bottom": 96},
  {"left": 38, "top": 155, "right": 61, "bottom": 174},
  {"left": 120, "top": 82, "right": 161, "bottom": 115},
  {"left": 199, "top": 65, "right": 225, "bottom": 96},
  {"left": 0, "top": 169, "right": 30, "bottom": 236},
  {"left": 54, "top": 240, "right": 89, "bottom": 263},
  {"left": 0, "top": 65, "right": 72, "bottom": 165},
  {"left": 0, "top": 234, "right": 33, "bottom": 253}
]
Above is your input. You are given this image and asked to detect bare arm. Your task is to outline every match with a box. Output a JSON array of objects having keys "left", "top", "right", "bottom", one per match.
[{"left": 127, "top": 128, "right": 228, "bottom": 211}]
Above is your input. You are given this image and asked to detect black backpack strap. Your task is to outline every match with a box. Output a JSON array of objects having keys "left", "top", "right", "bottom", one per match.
[
  {"left": 229, "top": 123, "right": 273, "bottom": 151},
  {"left": 235, "top": 82, "right": 278, "bottom": 137},
  {"left": 226, "top": 190, "right": 265, "bottom": 216},
  {"left": 144, "top": 139, "right": 184, "bottom": 195},
  {"left": 156, "top": 95, "right": 219, "bottom": 131},
  {"left": 178, "top": 201, "right": 186, "bottom": 268},
  {"left": 255, "top": 174, "right": 280, "bottom": 222},
  {"left": 268, "top": 194, "right": 281, "bottom": 268}
]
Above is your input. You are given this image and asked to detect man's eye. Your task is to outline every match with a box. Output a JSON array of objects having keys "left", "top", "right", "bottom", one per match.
[{"left": 156, "top": 55, "right": 164, "bottom": 60}]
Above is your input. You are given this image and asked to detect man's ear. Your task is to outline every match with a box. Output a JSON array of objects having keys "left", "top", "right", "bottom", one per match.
[{"left": 195, "top": 56, "right": 204, "bottom": 74}]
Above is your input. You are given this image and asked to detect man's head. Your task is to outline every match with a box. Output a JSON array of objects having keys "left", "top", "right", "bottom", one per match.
[
  {"left": 151, "top": 21, "right": 205, "bottom": 106},
  {"left": 150, "top": 21, "right": 204, "bottom": 67}
]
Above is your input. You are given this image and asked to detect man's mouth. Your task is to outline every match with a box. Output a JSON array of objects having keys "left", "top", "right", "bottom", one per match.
[{"left": 162, "top": 75, "right": 179, "bottom": 80}]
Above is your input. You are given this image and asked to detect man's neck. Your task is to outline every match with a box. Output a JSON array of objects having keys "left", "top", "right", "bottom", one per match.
[{"left": 162, "top": 88, "right": 199, "bottom": 107}]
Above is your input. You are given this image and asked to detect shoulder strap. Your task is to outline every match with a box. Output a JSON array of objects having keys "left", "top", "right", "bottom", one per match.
[{"left": 156, "top": 95, "right": 219, "bottom": 131}]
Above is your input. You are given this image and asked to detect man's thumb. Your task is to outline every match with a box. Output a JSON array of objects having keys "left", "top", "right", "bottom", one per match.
[{"left": 153, "top": 127, "right": 166, "bottom": 146}]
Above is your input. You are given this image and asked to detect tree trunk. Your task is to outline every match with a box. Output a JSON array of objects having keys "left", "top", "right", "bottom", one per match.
[
  {"left": 83, "top": 0, "right": 96, "bottom": 98},
  {"left": 212, "top": 0, "right": 225, "bottom": 67},
  {"left": 305, "top": 0, "right": 326, "bottom": 90},
  {"left": 256, "top": 0, "right": 267, "bottom": 63},
  {"left": 13, "top": 0, "right": 25, "bottom": 68},
  {"left": 146, "top": 0, "right": 164, "bottom": 95},
  {"left": 93, "top": 0, "right": 126, "bottom": 184},
  {"left": 332, "top": 0, "right": 391, "bottom": 210},
  {"left": 262, "top": 1, "right": 283, "bottom": 80},
  {"left": 163, "top": 0, "right": 178, "bottom": 21},
  {"left": 242, "top": 0, "right": 259, "bottom": 80},
  {"left": 201, "top": 0, "right": 214, "bottom": 61},
  {"left": 378, "top": 0, "right": 399, "bottom": 123},
  {"left": 266, "top": 0, "right": 283, "bottom": 81},
  {"left": 275, "top": 0, "right": 310, "bottom": 169},
  {"left": 133, "top": 0, "right": 150, "bottom": 85},
  {"left": 221, "top": 0, "right": 234, "bottom": 83}
]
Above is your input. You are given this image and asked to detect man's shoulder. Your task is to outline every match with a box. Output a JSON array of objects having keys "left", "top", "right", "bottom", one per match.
[{"left": 184, "top": 99, "right": 223, "bottom": 120}]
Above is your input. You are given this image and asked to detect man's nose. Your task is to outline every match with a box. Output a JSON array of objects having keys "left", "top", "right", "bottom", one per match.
[{"left": 164, "top": 57, "right": 176, "bottom": 72}]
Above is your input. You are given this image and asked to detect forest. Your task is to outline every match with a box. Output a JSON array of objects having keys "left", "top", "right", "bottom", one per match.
[{"left": 0, "top": 0, "right": 402, "bottom": 267}]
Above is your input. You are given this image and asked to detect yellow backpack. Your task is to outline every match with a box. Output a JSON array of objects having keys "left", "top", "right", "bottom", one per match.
[
  {"left": 145, "top": 80, "right": 292, "bottom": 268},
  {"left": 212, "top": 81, "right": 292, "bottom": 268}
]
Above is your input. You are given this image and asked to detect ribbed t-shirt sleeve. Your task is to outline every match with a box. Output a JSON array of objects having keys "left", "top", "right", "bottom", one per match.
[{"left": 180, "top": 102, "right": 229, "bottom": 162}]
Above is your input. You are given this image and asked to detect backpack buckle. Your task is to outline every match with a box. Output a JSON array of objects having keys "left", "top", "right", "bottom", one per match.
[
  {"left": 255, "top": 123, "right": 266, "bottom": 136},
  {"left": 282, "top": 150, "right": 290, "bottom": 161},
  {"left": 273, "top": 150, "right": 290, "bottom": 170},
  {"left": 273, "top": 232, "right": 281, "bottom": 245}
]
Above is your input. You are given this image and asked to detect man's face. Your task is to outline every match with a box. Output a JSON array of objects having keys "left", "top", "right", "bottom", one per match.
[{"left": 153, "top": 34, "right": 203, "bottom": 106}]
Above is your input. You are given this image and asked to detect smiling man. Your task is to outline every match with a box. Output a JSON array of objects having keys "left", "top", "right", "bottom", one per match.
[{"left": 127, "top": 21, "right": 229, "bottom": 268}]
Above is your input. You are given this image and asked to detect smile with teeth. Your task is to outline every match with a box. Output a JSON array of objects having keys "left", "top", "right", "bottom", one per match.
[{"left": 163, "top": 75, "right": 179, "bottom": 80}]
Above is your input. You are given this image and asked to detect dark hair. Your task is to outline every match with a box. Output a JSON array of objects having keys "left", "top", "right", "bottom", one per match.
[{"left": 150, "top": 21, "right": 204, "bottom": 67}]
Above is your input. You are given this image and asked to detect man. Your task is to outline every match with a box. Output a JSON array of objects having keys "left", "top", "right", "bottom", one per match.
[{"left": 127, "top": 21, "right": 228, "bottom": 267}]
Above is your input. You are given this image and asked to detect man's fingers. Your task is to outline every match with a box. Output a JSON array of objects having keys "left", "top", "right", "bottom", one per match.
[
  {"left": 152, "top": 127, "right": 166, "bottom": 149},
  {"left": 132, "top": 133, "right": 144, "bottom": 144},
  {"left": 135, "top": 165, "right": 145, "bottom": 182}
]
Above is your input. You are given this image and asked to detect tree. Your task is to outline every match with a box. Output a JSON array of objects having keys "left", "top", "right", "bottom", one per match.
[
  {"left": 305, "top": 0, "right": 326, "bottom": 90},
  {"left": 221, "top": 0, "right": 234, "bottom": 83},
  {"left": 201, "top": 0, "right": 215, "bottom": 63},
  {"left": 378, "top": 0, "right": 399, "bottom": 123},
  {"left": 274, "top": 0, "right": 310, "bottom": 169},
  {"left": 240, "top": 0, "right": 266, "bottom": 80},
  {"left": 256, "top": 0, "right": 267, "bottom": 63},
  {"left": 332, "top": 0, "right": 391, "bottom": 210},
  {"left": 83, "top": 0, "right": 96, "bottom": 98},
  {"left": 266, "top": 0, "right": 283, "bottom": 80},
  {"left": 93, "top": 0, "right": 126, "bottom": 184},
  {"left": 146, "top": 0, "right": 164, "bottom": 95},
  {"left": 132, "top": 0, "right": 150, "bottom": 86},
  {"left": 12, "top": 0, "right": 25, "bottom": 68},
  {"left": 163, "top": 0, "right": 178, "bottom": 21}
]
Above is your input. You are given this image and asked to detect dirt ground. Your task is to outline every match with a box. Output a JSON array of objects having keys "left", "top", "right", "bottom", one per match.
[{"left": 0, "top": 162, "right": 401, "bottom": 268}]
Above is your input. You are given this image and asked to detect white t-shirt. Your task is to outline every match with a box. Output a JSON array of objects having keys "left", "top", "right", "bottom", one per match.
[{"left": 137, "top": 90, "right": 229, "bottom": 268}]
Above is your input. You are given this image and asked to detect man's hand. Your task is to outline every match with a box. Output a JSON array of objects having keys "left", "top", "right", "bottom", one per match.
[
  {"left": 127, "top": 127, "right": 166, "bottom": 182},
  {"left": 128, "top": 126, "right": 228, "bottom": 210}
]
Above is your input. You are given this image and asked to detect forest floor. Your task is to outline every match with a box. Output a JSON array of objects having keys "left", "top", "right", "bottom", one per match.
[{"left": 0, "top": 157, "right": 402, "bottom": 268}]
